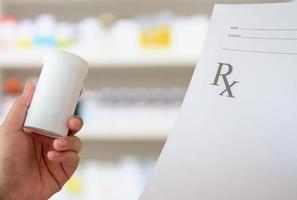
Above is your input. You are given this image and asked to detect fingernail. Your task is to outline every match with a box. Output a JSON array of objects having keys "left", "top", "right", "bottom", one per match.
[
  {"left": 22, "top": 82, "right": 33, "bottom": 108},
  {"left": 75, "top": 117, "right": 82, "bottom": 126},
  {"left": 51, "top": 152, "right": 60, "bottom": 159},
  {"left": 58, "top": 139, "right": 67, "bottom": 147},
  {"left": 22, "top": 82, "right": 31, "bottom": 96}
]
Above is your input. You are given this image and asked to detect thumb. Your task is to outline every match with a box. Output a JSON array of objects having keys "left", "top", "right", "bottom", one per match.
[{"left": 3, "top": 81, "right": 35, "bottom": 132}]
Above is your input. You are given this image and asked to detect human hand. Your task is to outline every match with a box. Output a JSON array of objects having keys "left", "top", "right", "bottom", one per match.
[{"left": 0, "top": 82, "right": 83, "bottom": 200}]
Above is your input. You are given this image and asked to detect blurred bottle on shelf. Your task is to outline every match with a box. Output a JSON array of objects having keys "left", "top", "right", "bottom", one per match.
[
  {"left": 0, "top": 16, "right": 17, "bottom": 50},
  {"left": 111, "top": 19, "right": 141, "bottom": 53},
  {"left": 3, "top": 77, "right": 22, "bottom": 94},
  {"left": 16, "top": 19, "right": 34, "bottom": 49},
  {"left": 99, "top": 13, "right": 116, "bottom": 30},
  {"left": 0, "top": 12, "right": 209, "bottom": 57},
  {"left": 0, "top": 77, "right": 23, "bottom": 122},
  {"left": 76, "top": 17, "right": 105, "bottom": 51},
  {"left": 56, "top": 22, "right": 76, "bottom": 48},
  {"left": 172, "top": 15, "right": 209, "bottom": 56},
  {"left": 66, "top": 177, "right": 83, "bottom": 193},
  {"left": 33, "top": 14, "right": 57, "bottom": 48},
  {"left": 139, "top": 12, "right": 172, "bottom": 50}
]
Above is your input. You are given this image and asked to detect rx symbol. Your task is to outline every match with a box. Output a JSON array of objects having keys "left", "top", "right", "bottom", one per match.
[{"left": 211, "top": 62, "right": 239, "bottom": 98}]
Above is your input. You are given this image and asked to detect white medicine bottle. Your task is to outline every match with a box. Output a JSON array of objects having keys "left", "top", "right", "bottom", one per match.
[{"left": 24, "top": 50, "right": 89, "bottom": 138}]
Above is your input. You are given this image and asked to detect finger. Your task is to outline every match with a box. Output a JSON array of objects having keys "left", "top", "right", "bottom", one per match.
[
  {"left": 68, "top": 116, "right": 83, "bottom": 135},
  {"left": 3, "top": 82, "right": 35, "bottom": 132},
  {"left": 47, "top": 151, "right": 79, "bottom": 168},
  {"left": 53, "top": 136, "right": 82, "bottom": 153}
]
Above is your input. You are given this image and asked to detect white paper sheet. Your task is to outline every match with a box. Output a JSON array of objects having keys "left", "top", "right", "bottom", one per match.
[{"left": 141, "top": 2, "right": 297, "bottom": 200}]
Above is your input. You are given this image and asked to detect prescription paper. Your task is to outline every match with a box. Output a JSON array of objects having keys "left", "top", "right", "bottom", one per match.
[{"left": 141, "top": 2, "right": 297, "bottom": 200}]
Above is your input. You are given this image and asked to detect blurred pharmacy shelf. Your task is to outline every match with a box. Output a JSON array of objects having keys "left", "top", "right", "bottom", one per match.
[
  {"left": 1, "top": 0, "right": 289, "bottom": 19},
  {"left": 0, "top": 113, "right": 173, "bottom": 141},
  {"left": 0, "top": 1, "right": 205, "bottom": 199},
  {"left": 78, "top": 105, "right": 179, "bottom": 141},
  {"left": 80, "top": 124, "right": 170, "bottom": 141},
  {"left": 2, "top": 0, "right": 290, "bottom": 5},
  {"left": 0, "top": 109, "right": 174, "bottom": 141},
  {"left": 0, "top": 88, "right": 182, "bottom": 142},
  {"left": 3, "top": 0, "right": 210, "bottom": 3},
  {"left": 0, "top": 50, "right": 198, "bottom": 68}
]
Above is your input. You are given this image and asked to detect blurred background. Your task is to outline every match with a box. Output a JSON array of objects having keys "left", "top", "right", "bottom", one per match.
[{"left": 0, "top": 0, "right": 287, "bottom": 199}]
